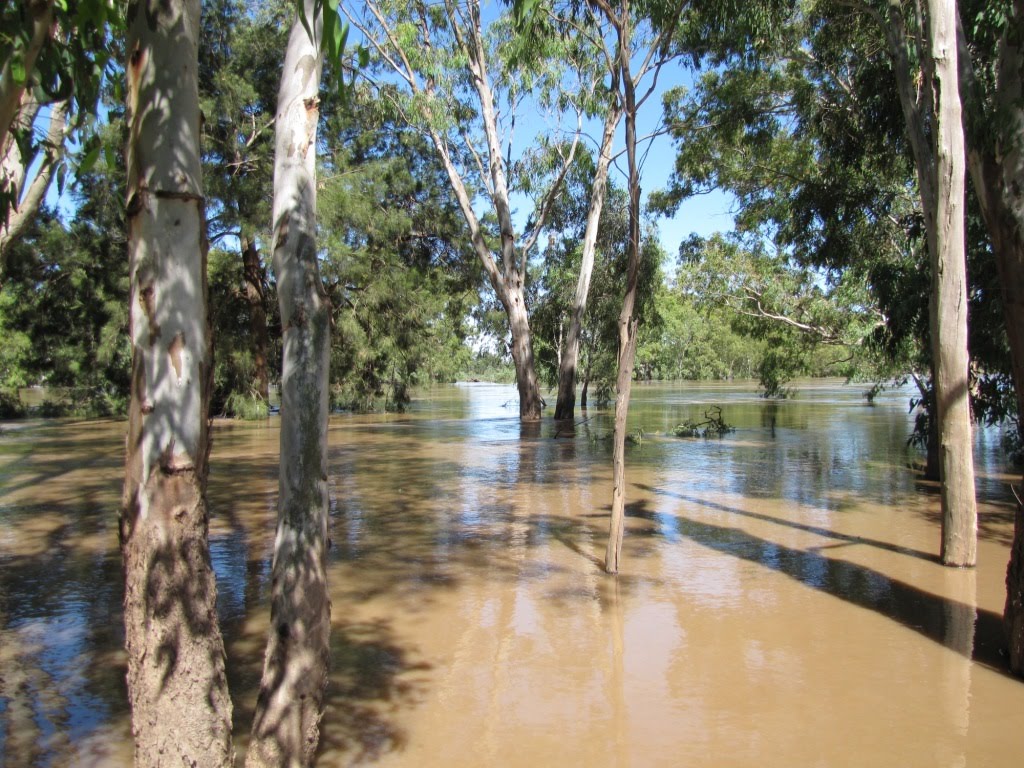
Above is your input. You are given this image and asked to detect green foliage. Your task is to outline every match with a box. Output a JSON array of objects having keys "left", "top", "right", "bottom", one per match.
[
  {"left": 207, "top": 246, "right": 279, "bottom": 414},
  {"left": 0, "top": 389, "right": 25, "bottom": 419},
  {"left": 458, "top": 352, "right": 515, "bottom": 383},
  {"left": 1, "top": 0, "right": 125, "bottom": 230},
  {"left": 0, "top": 128, "right": 130, "bottom": 415},
  {"left": 531, "top": 157, "right": 670, "bottom": 394},
  {"left": 318, "top": 89, "right": 480, "bottom": 411},
  {"left": 223, "top": 391, "right": 271, "bottom": 420}
]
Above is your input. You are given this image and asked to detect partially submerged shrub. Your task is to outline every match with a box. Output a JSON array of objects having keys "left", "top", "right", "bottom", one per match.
[
  {"left": 224, "top": 391, "right": 270, "bottom": 420},
  {"left": 673, "top": 405, "right": 735, "bottom": 438}
]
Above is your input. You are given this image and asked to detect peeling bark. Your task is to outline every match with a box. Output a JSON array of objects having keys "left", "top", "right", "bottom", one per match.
[
  {"left": 246, "top": 2, "right": 331, "bottom": 764},
  {"left": 120, "top": 0, "right": 234, "bottom": 765},
  {"left": 0, "top": 96, "right": 65, "bottom": 267}
]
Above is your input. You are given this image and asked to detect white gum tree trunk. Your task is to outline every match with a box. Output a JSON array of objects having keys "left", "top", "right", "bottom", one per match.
[
  {"left": 246, "top": 2, "right": 331, "bottom": 764},
  {"left": 604, "top": 6, "right": 640, "bottom": 575},
  {"left": 120, "top": 0, "right": 234, "bottom": 764},
  {"left": 884, "top": 0, "right": 977, "bottom": 567},
  {"left": 554, "top": 102, "right": 622, "bottom": 421},
  {"left": 927, "top": 0, "right": 976, "bottom": 567}
]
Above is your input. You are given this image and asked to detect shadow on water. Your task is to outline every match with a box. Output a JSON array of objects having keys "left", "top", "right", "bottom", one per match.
[
  {"left": 314, "top": 619, "right": 432, "bottom": 764},
  {"left": 637, "top": 483, "right": 939, "bottom": 563},
  {"left": 615, "top": 496, "right": 1012, "bottom": 679},
  {"left": 0, "top": 424, "right": 130, "bottom": 766}
]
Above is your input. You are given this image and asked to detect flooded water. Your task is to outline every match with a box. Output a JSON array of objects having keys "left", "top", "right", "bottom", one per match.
[{"left": 1, "top": 380, "right": 1022, "bottom": 766}]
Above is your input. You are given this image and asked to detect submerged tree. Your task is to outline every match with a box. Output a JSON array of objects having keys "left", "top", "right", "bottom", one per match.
[
  {"left": 246, "top": 0, "right": 332, "bottom": 763},
  {"left": 957, "top": 0, "right": 1024, "bottom": 672},
  {"left": 861, "top": 0, "right": 977, "bottom": 565},
  {"left": 119, "top": 0, "right": 234, "bottom": 763},
  {"left": 344, "top": 0, "right": 582, "bottom": 420}
]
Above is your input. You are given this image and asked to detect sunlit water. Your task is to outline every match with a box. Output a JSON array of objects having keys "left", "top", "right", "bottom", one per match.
[{"left": 1, "top": 380, "right": 1023, "bottom": 766}]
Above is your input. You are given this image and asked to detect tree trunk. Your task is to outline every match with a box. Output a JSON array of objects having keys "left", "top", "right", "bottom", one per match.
[
  {"left": 0, "top": 97, "right": 65, "bottom": 268},
  {"left": 554, "top": 103, "right": 621, "bottom": 421},
  {"left": 246, "top": 2, "right": 331, "bottom": 764},
  {"left": 958, "top": 0, "right": 1024, "bottom": 670},
  {"left": 605, "top": 17, "right": 641, "bottom": 575},
  {"left": 241, "top": 231, "right": 270, "bottom": 404},
  {"left": 993, "top": 0, "right": 1024, "bottom": 675},
  {"left": 884, "top": 0, "right": 977, "bottom": 566},
  {"left": 928, "top": 0, "right": 977, "bottom": 567},
  {"left": 120, "top": 1, "right": 234, "bottom": 765},
  {"left": 504, "top": 280, "right": 543, "bottom": 421}
]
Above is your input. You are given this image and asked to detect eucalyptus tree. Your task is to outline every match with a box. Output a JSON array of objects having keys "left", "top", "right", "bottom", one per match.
[
  {"left": 120, "top": 0, "right": 233, "bottom": 763},
  {"left": 659, "top": 0, "right": 980, "bottom": 564},
  {"left": 343, "top": 0, "right": 583, "bottom": 420},
  {"left": 533, "top": 174, "right": 662, "bottom": 404},
  {"left": 558, "top": 0, "right": 696, "bottom": 573},
  {"left": 199, "top": 0, "right": 289, "bottom": 407},
  {"left": 0, "top": 97, "right": 65, "bottom": 262},
  {"left": 957, "top": 0, "right": 1024, "bottom": 672},
  {"left": 512, "top": 5, "right": 628, "bottom": 420},
  {"left": 865, "top": 0, "right": 976, "bottom": 566},
  {"left": 246, "top": 0, "right": 334, "bottom": 762}
]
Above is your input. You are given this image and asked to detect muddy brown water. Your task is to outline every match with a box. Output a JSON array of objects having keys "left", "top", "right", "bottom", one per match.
[{"left": 1, "top": 380, "right": 1023, "bottom": 766}]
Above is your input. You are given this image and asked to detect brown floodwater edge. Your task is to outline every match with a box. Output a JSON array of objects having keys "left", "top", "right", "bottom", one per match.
[{"left": 1, "top": 380, "right": 1023, "bottom": 766}]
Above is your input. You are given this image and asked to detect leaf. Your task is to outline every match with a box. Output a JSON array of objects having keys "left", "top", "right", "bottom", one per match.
[
  {"left": 296, "top": 0, "right": 316, "bottom": 46},
  {"left": 10, "top": 53, "right": 26, "bottom": 86},
  {"left": 79, "top": 144, "right": 101, "bottom": 175},
  {"left": 335, "top": 22, "right": 349, "bottom": 64}
]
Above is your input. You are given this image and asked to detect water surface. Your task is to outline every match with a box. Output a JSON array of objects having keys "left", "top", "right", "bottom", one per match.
[{"left": 1, "top": 380, "right": 1022, "bottom": 766}]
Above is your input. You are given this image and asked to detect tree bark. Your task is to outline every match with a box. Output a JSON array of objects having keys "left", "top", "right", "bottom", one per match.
[
  {"left": 241, "top": 231, "right": 270, "bottom": 404},
  {"left": 554, "top": 101, "right": 622, "bottom": 421},
  {"left": 992, "top": 0, "right": 1024, "bottom": 676},
  {"left": 505, "top": 280, "right": 544, "bottom": 420},
  {"left": 884, "top": 0, "right": 977, "bottom": 566},
  {"left": 927, "top": 0, "right": 976, "bottom": 566},
  {"left": 120, "top": 1, "right": 234, "bottom": 765},
  {"left": 246, "top": 2, "right": 331, "bottom": 764},
  {"left": 0, "top": 97, "right": 65, "bottom": 266},
  {"left": 605, "top": 8, "right": 641, "bottom": 575},
  {"left": 958, "top": 0, "right": 1024, "bottom": 669}
]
